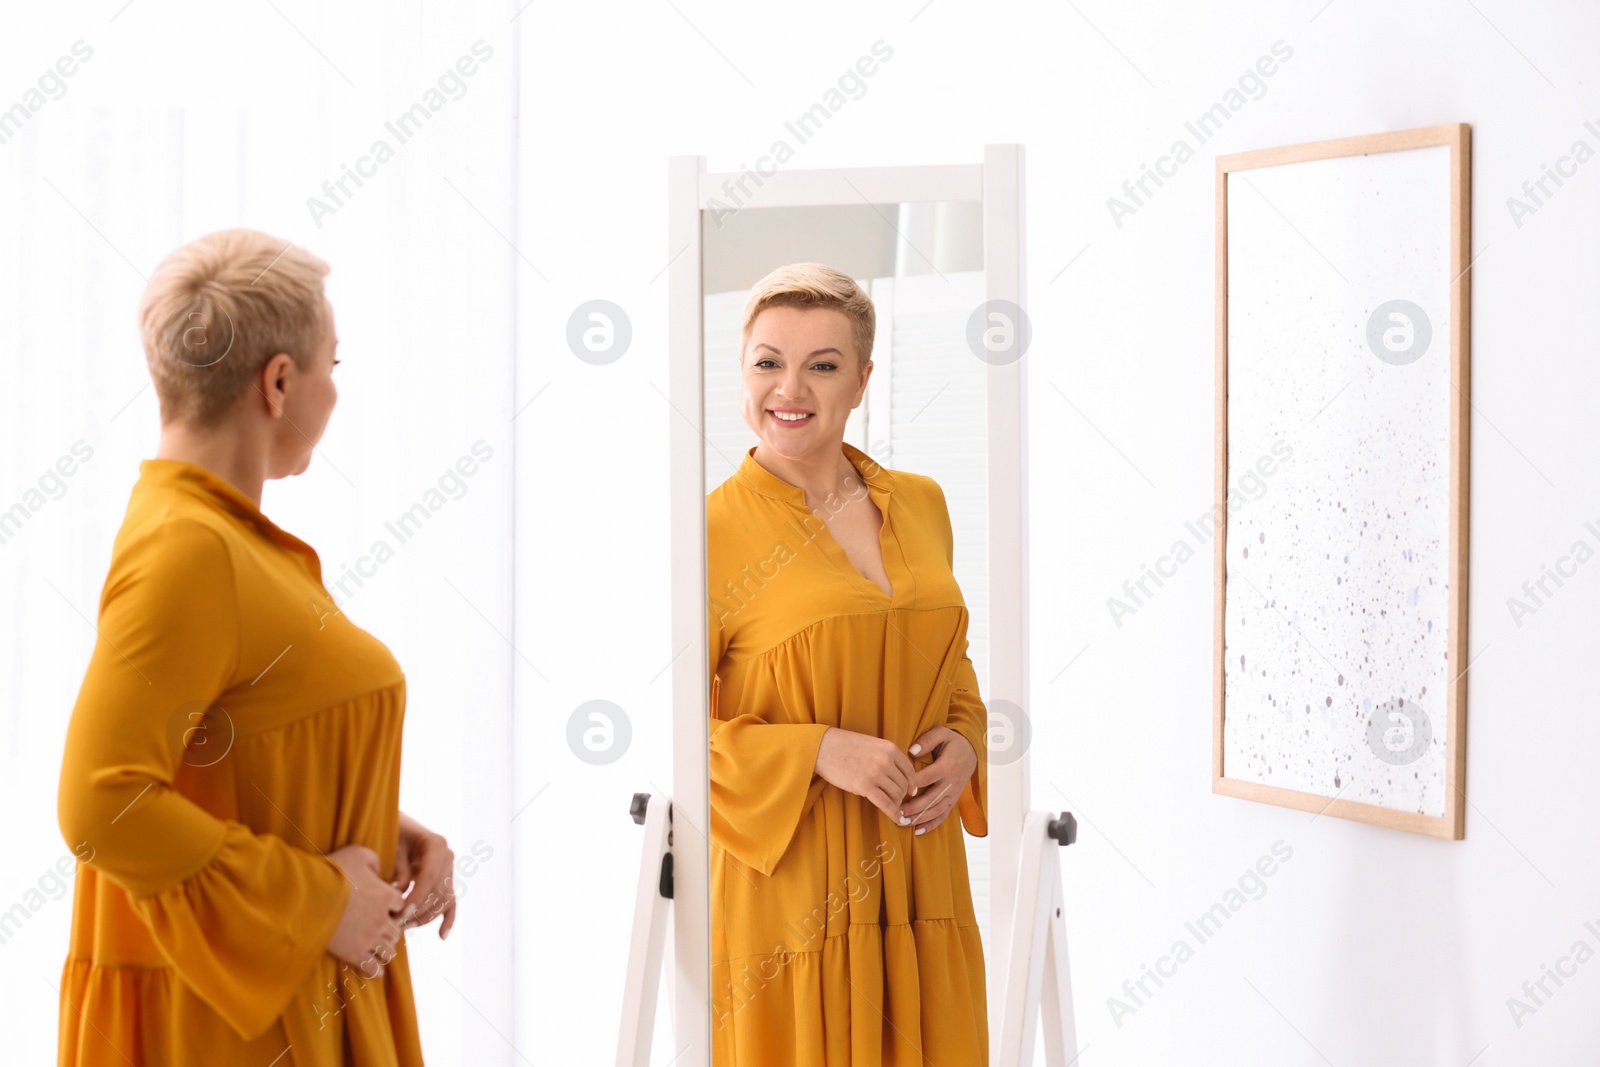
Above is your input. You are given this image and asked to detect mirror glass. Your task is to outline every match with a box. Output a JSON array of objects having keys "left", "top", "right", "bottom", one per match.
[{"left": 700, "top": 199, "right": 994, "bottom": 1050}]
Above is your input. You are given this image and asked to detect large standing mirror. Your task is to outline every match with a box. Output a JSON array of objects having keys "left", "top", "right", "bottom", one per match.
[{"left": 649, "top": 149, "right": 1032, "bottom": 1066}]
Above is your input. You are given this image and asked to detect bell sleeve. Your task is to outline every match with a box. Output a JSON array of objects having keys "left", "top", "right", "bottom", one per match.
[
  {"left": 706, "top": 597, "right": 832, "bottom": 878},
  {"left": 57, "top": 520, "right": 352, "bottom": 1040},
  {"left": 927, "top": 477, "right": 988, "bottom": 838},
  {"left": 944, "top": 646, "right": 989, "bottom": 838}
]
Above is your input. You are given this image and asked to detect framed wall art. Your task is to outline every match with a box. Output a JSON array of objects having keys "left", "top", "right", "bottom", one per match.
[{"left": 1212, "top": 123, "right": 1471, "bottom": 838}]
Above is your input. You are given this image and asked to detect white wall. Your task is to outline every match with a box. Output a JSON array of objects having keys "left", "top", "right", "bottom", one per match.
[
  {"left": 4, "top": 0, "right": 1597, "bottom": 1064},
  {"left": 518, "top": 1, "right": 1600, "bottom": 1064}
]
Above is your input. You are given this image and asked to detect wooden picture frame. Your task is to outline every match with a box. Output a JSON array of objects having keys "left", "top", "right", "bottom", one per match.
[{"left": 1212, "top": 124, "right": 1471, "bottom": 838}]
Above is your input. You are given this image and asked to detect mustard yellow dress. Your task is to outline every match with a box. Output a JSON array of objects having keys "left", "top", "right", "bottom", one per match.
[
  {"left": 56, "top": 459, "right": 423, "bottom": 1066},
  {"left": 707, "top": 442, "right": 989, "bottom": 1066}
]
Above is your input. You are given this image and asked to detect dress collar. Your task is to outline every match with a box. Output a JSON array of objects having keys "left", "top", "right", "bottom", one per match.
[
  {"left": 733, "top": 441, "right": 895, "bottom": 506},
  {"left": 136, "top": 458, "right": 320, "bottom": 559}
]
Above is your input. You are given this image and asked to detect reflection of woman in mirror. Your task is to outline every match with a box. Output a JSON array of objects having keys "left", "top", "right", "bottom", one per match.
[{"left": 707, "top": 263, "right": 988, "bottom": 1064}]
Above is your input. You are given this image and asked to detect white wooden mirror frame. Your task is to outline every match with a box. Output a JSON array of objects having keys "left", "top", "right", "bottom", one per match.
[{"left": 665, "top": 144, "right": 1028, "bottom": 1061}]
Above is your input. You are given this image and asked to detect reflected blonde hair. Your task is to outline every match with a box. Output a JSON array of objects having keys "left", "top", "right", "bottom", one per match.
[
  {"left": 740, "top": 262, "right": 875, "bottom": 368},
  {"left": 138, "top": 229, "right": 331, "bottom": 425}
]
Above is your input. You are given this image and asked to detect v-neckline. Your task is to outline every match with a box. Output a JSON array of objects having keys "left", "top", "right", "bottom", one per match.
[
  {"left": 734, "top": 442, "right": 900, "bottom": 602},
  {"left": 816, "top": 474, "right": 895, "bottom": 602}
]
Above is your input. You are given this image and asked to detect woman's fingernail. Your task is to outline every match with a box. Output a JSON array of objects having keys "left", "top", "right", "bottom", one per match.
[
  {"left": 912, "top": 786, "right": 918, "bottom": 796},
  {"left": 910, "top": 744, "right": 922, "bottom": 755},
  {"left": 899, "top": 815, "right": 909, "bottom": 826},
  {"left": 915, "top": 827, "right": 927, "bottom": 836}
]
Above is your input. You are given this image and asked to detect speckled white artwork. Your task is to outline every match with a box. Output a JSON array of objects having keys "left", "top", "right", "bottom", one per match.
[{"left": 1223, "top": 145, "right": 1452, "bottom": 817}]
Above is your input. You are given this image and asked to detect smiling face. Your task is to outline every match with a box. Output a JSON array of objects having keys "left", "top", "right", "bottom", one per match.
[{"left": 740, "top": 304, "right": 871, "bottom": 464}]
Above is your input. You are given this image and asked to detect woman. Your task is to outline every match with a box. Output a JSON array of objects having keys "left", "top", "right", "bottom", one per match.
[
  {"left": 56, "top": 229, "right": 455, "bottom": 1065},
  {"left": 707, "top": 263, "right": 989, "bottom": 1065}
]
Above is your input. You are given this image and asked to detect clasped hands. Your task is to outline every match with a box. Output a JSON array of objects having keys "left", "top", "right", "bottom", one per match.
[
  {"left": 325, "top": 813, "right": 458, "bottom": 978},
  {"left": 813, "top": 724, "right": 976, "bottom": 835}
]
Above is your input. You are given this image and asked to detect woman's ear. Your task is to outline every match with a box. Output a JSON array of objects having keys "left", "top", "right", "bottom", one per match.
[
  {"left": 853, "top": 358, "right": 873, "bottom": 405},
  {"left": 257, "top": 352, "right": 295, "bottom": 417}
]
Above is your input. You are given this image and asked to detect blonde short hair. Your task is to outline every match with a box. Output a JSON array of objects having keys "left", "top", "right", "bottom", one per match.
[
  {"left": 740, "top": 263, "right": 875, "bottom": 368},
  {"left": 138, "top": 229, "right": 331, "bottom": 425}
]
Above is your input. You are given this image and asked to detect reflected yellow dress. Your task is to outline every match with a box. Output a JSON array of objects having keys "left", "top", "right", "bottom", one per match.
[
  {"left": 56, "top": 459, "right": 423, "bottom": 1066},
  {"left": 708, "top": 442, "right": 989, "bottom": 1066}
]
